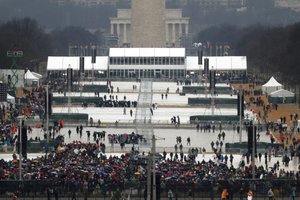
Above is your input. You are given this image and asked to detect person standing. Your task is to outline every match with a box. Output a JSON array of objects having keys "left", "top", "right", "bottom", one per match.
[
  {"left": 247, "top": 189, "right": 253, "bottom": 200},
  {"left": 291, "top": 186, "right": 296, "bottom": 200},
  {"left": 163, "top": 149, "right": 167, "bottom": 160},
  {"left": 221, "top": 188, "right": 229, "bottom": 200},
  {"left": 196, "top": 123, "right": 200, "bottom": 132},
  {"left": 258, "top": 152, "right": 262, "bottom": 162},
  {"left": 168, "top": 189, "right": 174, "bottom": 200},
  {"left": 230, "top": 154, "right": 234, "bottom": 165},
  {"left": 211, "top": 141, "right": 215, "bottom": 150},
  {"left": 222, "top": 131, "right": 226, "bottom": 140},
  {"left": 187, "top": 137, "right": 191, "bottom": 146},
  {"left": 12, "top": 193, "right": 17, "bottom": 200},
  {"left": 177, "top": 115, "right": 180, "bottom": 125},
  {"left": 202, "top": 147, "right": 206, "bottom": 157},
  {"left": 89, "top": 117, "right": 93, "bottom": 126},
  {"left": 187, "top": 189, "right": 193, "bottom": 200},
  {"left": 267, "top": 188, "right": 274, "bottom": 200},
  {"left": 130, "top": 109, "right": 133, "bottom": 117}
]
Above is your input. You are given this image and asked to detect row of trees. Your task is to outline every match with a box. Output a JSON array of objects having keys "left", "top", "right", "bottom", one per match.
[
  {"left": 0, "top": 18, "right": 102, "bottom": 70},
  {"left": 195, "top": 22, "right": 300, "bottom": 85}
]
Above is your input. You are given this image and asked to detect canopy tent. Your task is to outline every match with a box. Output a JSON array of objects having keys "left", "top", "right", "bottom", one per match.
[
  {"left": 24, "top": 70, "right": 40, "bottom": 86},
  {"left": 0, "top": 93, "right": 15, "bottom": 107},
  {"left": 268, "top": 89, "right": 295, "bottom": 104},
  {"left": 262, "top": 76, "right": 283, "bottom": 94},
  {"left": 7, "top": 93, "right": 15, "bottom": 104},
  {"left": 31, "top": 71, "right": 42, "bottom": 79},
  {"left": 270, "top": 89, "right": 294, "bottom": 98}
]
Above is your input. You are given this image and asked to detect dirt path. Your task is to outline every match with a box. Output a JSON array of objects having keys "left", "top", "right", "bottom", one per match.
[{"left": 232, "top": 83, "right": 300, "bottom": 147}]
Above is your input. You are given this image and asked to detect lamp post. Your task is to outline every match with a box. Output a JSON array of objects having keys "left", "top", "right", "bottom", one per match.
[
  {"left": 152, "top": 135, "right": 156, "bottom": 200},
  {"left": 17, "top": 115, "right": 24, "bottom": 181},
  {"left": 46, "top": 85, "right": 49, "bottom": 143},
  {"left": 239, "top": 85, "right": 243, "bottom": 143},
  {"left": 147, "top": 135, "right": 164, "bottom": 200},
  {"left": 193, "top": 43, "right": 203, "bottom": 86},
  {"left": 251, "top": 119, "right": 256, "bottom": 180}
]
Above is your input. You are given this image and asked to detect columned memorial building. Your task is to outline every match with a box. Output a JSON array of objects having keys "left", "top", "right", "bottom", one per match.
[
  {"left": 110, "top": 9, "right": 189, "bottom": 47},
  {"left": 47, "top": 48, "right": 247, "bottom": 80}
]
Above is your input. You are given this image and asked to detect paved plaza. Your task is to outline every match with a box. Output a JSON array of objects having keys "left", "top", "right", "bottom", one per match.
[
  {"left": 1, "top": 125, "right": 298, "bottom": 173},
  {"left": 1, "top": 81, "right": 298, "bottom": 180}
]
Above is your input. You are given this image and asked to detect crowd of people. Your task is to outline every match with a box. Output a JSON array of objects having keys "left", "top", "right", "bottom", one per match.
[
  {"left": 0, "top": 87, "right": 48, "bottom": 151},
  {"left": 94, "top": 98, "right": 137, "bottom": 108},
  {"left": 108, "top": 132, "right": 145, "bottom": 145},
  {"left": 1, "top": 76, "right": 300, "bottom": 199},
  {"left": 0, "top": 141, "right": 299, "bottom": 199}
]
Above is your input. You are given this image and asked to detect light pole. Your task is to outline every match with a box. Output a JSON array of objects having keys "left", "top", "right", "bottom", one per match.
[
  {"left": 46, "top": 85, "right": 49, "bottom": 143},
  {"left": 239, "top": 85, "right": 243, "bottom": 143},
  {"left": 152, "top": 135, "right": 156, "bottom": 200},
  {"left": 17, "top": 115, "right": 24, "bottom": 181},
  {"left": 147, "top": 135, "right": 164, "bottom": 200},
  {"left": 211, "top": 66, "right": 215, "bottom": 115},
  {"left": 193, "top": 43, "right": 203, "bottom": 86},
  {"left": 251, "top": 119, "right": 256, "bottom": 180}
]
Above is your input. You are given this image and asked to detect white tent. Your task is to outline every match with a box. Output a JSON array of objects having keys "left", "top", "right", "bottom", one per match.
[
  {"left": 24, "top": 70, "right": 40, "bottom": 86},
  {"left": 0, "top": 93, "right": 15, "bottom": 107},
  {"left": 7, "top": 93, "right": 15, "bottom": 104},
  {"left": 262, "top": 76, "right": 283, "bottom": 94},
  {"left": 269, "top": 89, "right": 294, "bottom": 98},
  {"left": 31, "top": 71, "right": 42, "bottom": 79}
]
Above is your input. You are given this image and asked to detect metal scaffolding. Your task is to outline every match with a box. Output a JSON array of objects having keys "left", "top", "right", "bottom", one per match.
[{"left": 135, "top": 79, "right": 153, "bottom": 147}]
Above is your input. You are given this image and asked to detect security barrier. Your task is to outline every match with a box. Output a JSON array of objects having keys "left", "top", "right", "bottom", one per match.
[
  {"left": 268, "top": 96, "right": 295, "bottom": 104},
  {"left": 52, "top": 97, "right": 103, "bottom": 104},
  {"left": 183, "top": 86, "right": 232, "bottom": 94},
  {"left": 190, "top": 115, "right": 239, "bottom": 123},
  {"left": 225, "top": 142, "right": 284, "bottom": 154},
  {"left": 188, "top": 97, "right": 237, "bottom": 105},
  {"left": 0, "top": 179, "right": 298, "bottom": 199}
]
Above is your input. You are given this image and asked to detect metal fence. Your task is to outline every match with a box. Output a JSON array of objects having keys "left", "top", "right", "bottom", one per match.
[{"left": 0, "top": 179, "right": 298, "bottom": 199}]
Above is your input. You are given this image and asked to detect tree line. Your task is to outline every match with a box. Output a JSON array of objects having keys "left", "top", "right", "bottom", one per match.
[
  {"left": 195, "top": 22, "right": 300, "bottom": 85},
  {"left": 0, "top": 18, "right": 102, "bottom": 70}
]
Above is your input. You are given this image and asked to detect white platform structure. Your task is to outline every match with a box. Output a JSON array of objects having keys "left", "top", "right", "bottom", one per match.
[{"left": 46, "top": 48, "right": 247, "bottom": 80}]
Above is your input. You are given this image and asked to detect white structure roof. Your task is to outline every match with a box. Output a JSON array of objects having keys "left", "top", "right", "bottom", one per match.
[
  {"left": 47, "top": 56, "right": 108, "bottom": 71},
  {"left": 24, "top": 70, "right": 39, "bottom": 80},
  {"left": 109, "top": 48, "right": 185, "bottom": 57},
  {"left": 270, "top": 89, "right": 294, "bottom": 98},
  {"left": 262, "top": 76, "right": 282, "bottom": 87},
  {"left": 7, "top": 93, "right": 14, "bottom": 100},
  {"left": 31, "top": 72, "right": 42, "bottom": 79},
  {"left": 186, "top": 56, "right": 247, "bottom": 71},
  {"left": 262, "top": 76, "right": 283, "bottom": 94}
]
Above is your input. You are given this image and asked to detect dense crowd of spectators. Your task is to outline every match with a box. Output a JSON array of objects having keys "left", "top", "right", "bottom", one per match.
[
  {"left": 0, "top": 87, "right": 47, "bottom": 151},
  {"left": 0, "top": 142, "right": 299, "bottom": 185}
]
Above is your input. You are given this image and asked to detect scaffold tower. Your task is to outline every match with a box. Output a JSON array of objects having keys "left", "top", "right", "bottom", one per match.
[
  {"left": 7, "top": 51, "right": 23, "bottom": 89},
  {"left": 135, "top": 79, "right": 153, "bottom": 147}
]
